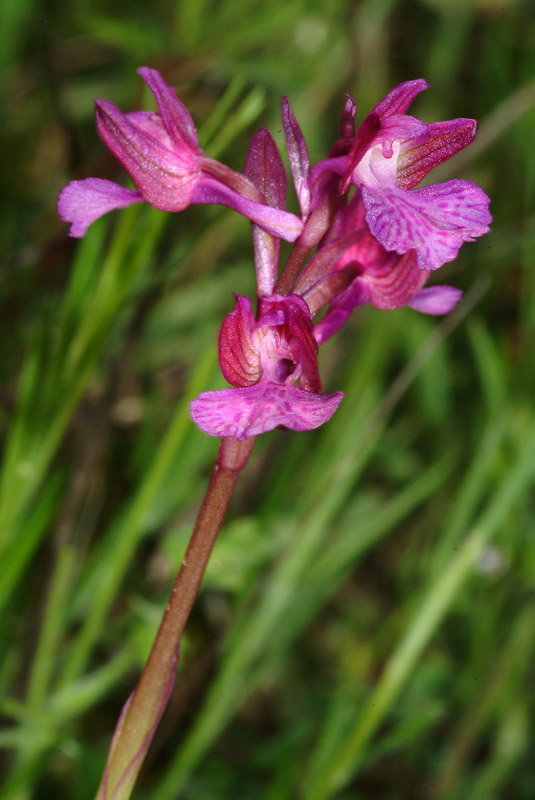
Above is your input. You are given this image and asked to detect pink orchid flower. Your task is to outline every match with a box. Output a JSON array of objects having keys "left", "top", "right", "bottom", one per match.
[
  {"left": 315, "top": 79, "right": 491, "bottom": 270},
  {"left": 190, "top": 127, "right": 344, "bottom": 440},
  {"left": 58, "top": 68, "right": 302, "bottom": 242}
]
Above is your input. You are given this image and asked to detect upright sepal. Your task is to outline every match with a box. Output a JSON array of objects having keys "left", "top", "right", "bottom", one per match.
[
  {"left": 281, "top": 96, "right": 311, "bottom": 219},
  {"left": 372, "top": 78, "right": 429, "bottom": 118},
  {"left": 137, "top": 66, "right": 199, "bottom": 150},
  {"left": 244, "top": 129, "right": 287, "bottom": 296}
]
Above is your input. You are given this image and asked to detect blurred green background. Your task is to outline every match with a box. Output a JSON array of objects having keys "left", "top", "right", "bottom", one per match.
[{"left": 0, "top": 0, "right": 534, "bottom": 798}]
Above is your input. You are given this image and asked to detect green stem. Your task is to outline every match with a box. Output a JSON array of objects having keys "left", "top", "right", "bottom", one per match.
[{"left": 94, "top": 435, "right": 255, "bottom": 800}]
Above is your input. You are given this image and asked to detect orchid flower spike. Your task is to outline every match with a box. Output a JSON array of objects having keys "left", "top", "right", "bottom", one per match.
[
  {"left": 317, "top": 79, "right": 491, "bottom": 270},
  {"left": 58, "top": 68, "right": 302, "bottom": 242},
  {"left": 190, "top": 80, "right": 492, "bottom": 440}
]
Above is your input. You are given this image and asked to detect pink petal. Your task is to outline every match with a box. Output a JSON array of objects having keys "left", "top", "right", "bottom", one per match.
[
  {"left": 244, "top": 127, "right": 286, "bottom": 211},
  {"left": 281, "top": 96, "right": 311, "bottom": 219},
  {"left": 191, "top": 175, "right": 303, "bottom": 242},
  {"left": 372, "top": 79, "right": 429, "bottom": 119},
  {"left": 397, "top": 118, "right": 477, "bottom": 190},
  {"left": 137, "top": 67, "right": 199, "bottom": 151},
  {"left": 313, "top": 281, "right": 368, "bottom": 345},
  {"left": 190, "top": 383, "right": 343, "bottom": 440},
  {"left": 362, "top": 179, "right": 492, "bottom": 270},
  {"left": 244, "top": 128, "right": 287, "bottom": 295},
  {"left": 407, "top": 285, "right": 462, "bottom": 315},
  {"left": 125, "top": 111, "right": 177, "bottom": 150},
  {"left": 218, "top": 296, "right": 261, "bottom": 387},
  {"left": 57, "top": 178, "right": 143, "bottom": 237},
  {"left": 364, "top": 249, "right": 428, "bottom": 310},
  {"left": 95, "top": 99, "right": 200, "bottom": 211}
]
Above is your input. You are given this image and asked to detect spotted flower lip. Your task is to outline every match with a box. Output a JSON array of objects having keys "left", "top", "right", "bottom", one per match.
[
  {"left": 58, "top": 68, "right": 303, "bottom": 242},
  {"left": 321, "top": 79, "right": 492, "bottom": 271},
  {"left": 190, "top": 294, "right": 343, "bottom": 440}
]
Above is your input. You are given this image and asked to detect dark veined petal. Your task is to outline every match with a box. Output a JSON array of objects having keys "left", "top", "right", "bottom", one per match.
[
  {"left": 218, "top": 296, "right": 261, "bottom": 388},
  {"left": 397, "top": 118, "right": 477, "bottom": 189}
]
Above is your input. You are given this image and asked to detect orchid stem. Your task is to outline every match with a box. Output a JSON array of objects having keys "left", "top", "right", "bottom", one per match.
[{"left": 95, "top": 435, "right": 255, "bottom": 800}]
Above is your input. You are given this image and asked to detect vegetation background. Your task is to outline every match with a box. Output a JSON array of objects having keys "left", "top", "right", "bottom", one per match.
[{"left": 0, "top": 0, "right": 533, "bottom": 798}]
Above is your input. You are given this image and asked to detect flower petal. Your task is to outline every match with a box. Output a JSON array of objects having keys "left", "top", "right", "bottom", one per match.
[
  {"left": 372, "top": 79, "right": 429, "bottom": 119},
  {"left": 397, "top": 118, "right": 477, "bottom": 189},
  {"left": 364, "top": 249, "right": 428, "bottom": 310},
  {"left": 95, "top": 99, "right": 200, "bottom": 211},
  {"left": 407, "top": 285, "right": 462, "bottom": 315},
  {"left": 281, "top": 96, "right": 311, "bottom": 219},
  {"left": 57, "top": 178, "right": 143, "bottom": 237},
  {"left": 219, "top": 296, "right": 261, "bottom": 387},
  {"left": 362, "top": 179, "right": 492, "bottom": 270},
  {"left": 137, "top": 67, "right": 199, "bottom": 150},
  {"left": 191, "top": 175, "right": 303, "bottom": 242},
  {"left": 190, "top": 383, "right": 343, "bottom": 440},
  {"left": 313, "top": 280, "right": 368, "bottom": 345}
]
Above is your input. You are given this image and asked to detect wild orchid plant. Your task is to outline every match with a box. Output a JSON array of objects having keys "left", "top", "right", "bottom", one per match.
[{"left": 58, "top": 68, "right": 491, "bottom": 800}]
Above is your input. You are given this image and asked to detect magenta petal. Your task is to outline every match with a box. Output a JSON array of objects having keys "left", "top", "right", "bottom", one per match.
[
  {"left": 362, "top": 179, "right": 492, "bottom": 270},
  {"left": 218, "top": 296, "right": 261, "bottom": 387},
  {"left": 57, "top": 178, "right": 143, "bottom": 237},
  {"left": 365, "top": 250, "right": 428, "bottom": 310},
  {"left": 313, "top": 280, "right": 368, "bottom": 345},
  {"left": 125, "top": 111, "right": 177, "bottom": 150},
  {"left": 190, "top": 383, "right": 343, "bottom": 440},
  {"left": 137, "top": 67, "right": 199, "bottom": 150},
  {"left": 95, "top": 99, "right": 200, "bottom": 211},
  {"left": 245, "top": 127, "right": 286, "bottom": 210},
  {"left": 192, "top": 176, "right": 302, "bottom": 242},
  {"left": 281, "top": 96, "right": 311, "bottom": 219},
  {"left": 398, "top": 118, "right": 477, "bottom": 190},
  {"left": 244, "top": 128, "right": 287, "bottom": 295},
  {"left": 407, "top": 285, "right": 462, "bottom": 315},
  {"left": 372, "top": 79, "right": 429, "bottom": 119}
]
